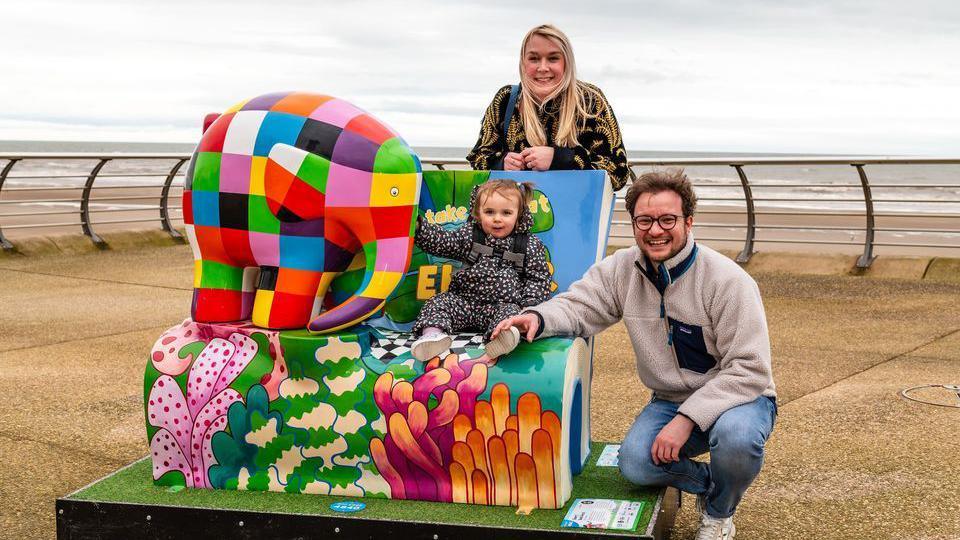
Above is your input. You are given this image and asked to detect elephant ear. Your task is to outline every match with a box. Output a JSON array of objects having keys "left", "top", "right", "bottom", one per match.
[{"left": 264, "top": 143, "right": 331, "bottom": 222}]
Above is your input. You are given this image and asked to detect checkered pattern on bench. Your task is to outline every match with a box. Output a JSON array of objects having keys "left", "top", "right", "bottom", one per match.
[{"left": 368, "top": 329, "right": 485, "bottom": 362}]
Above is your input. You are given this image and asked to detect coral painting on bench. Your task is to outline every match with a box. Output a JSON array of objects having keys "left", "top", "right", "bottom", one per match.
[{"left": 146, "top": 321, "right": 588, "bottom": 509}]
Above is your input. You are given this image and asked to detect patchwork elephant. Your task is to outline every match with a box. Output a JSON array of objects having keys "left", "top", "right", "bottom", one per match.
[{"left": 183, "top": 92, "right": 421, "bottom": 333}]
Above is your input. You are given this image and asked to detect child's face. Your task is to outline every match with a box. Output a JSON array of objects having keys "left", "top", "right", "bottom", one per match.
[{"left": 478, "top": 191, "right": 521, "bottom": 239}]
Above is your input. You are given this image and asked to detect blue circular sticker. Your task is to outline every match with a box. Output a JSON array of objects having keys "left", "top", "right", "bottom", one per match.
[{"left": 330, "top": 501, "right": 366, "bottom": 513}]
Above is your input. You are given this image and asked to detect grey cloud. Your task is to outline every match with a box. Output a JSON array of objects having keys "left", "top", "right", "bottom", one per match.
[
  {"left": 2, "top": 0, "right": 958, "bottom": 154},
  {"left": 592, "top": 64, "right": 672, "bottom": 84},
  {"left": 0, "top": 112, "right": 200, "bottom": 129},
  {"left": 370, "top": 99, "right": 481, "bottom": 117}
]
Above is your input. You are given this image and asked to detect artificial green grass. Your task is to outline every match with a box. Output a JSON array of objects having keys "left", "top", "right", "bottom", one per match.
[{"left": 67, "top": 443, "right": 661, "bottom": 535}]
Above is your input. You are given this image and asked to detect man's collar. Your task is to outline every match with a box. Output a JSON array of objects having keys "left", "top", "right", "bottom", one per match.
[
  {"left": 639, "top": 232, "right": 696, "bottom": 273},
  {"left": 634, "top": 233, "right": 698, "bottom": 294}
]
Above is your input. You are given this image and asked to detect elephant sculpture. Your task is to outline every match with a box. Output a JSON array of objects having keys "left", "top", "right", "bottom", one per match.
[{"left": 183, "top": 92, "right": 421, "bottom": 333}]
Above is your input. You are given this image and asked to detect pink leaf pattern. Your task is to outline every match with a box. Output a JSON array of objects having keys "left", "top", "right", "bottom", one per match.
[
  {"left": 213, "top": 333, "right": 257, "bottom": 397},
  {"left": 190, "top": 388, "right": 241, "bottom": 486},
  {"left": 150, "top": 429, "right": 190, "bottom": 480},
  {"left": 186, "top": 338, "right": 235, "bottom": 419},
  {"left": 196, "top": 415, "right": 228, "bottom": 488},
  {"left": 149, "top": 329, "right": 269, "bottom": 488},
  {"left": 147, "top": 375, "right": 191, "bottom": 453}
]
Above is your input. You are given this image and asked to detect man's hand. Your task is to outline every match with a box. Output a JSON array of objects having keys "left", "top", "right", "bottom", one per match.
[
  {"left": 520, "top": 146, "right": 554, "bottom": 171},
  {"left": 503, "top": 152, "right": 525, "bottom": 171},
  {"left": 491, "top": 313, "right": 540, "bottom": 343},
  {"left": 651, "top": 415, "right": 695, "bottom": 465}
]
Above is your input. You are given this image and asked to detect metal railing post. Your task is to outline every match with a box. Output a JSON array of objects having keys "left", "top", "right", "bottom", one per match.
[
  {"left": 0, "top": 158, "right": 21, "bottom": 250},
  {"left": 81, "top": 158, "right": 111, "bottom": 247},
  {"left": 731, "top": 164, "right": 756, "bottom": 263},
  {"left": 160, "top": 158, "right": 187, "bottom": 240},
  {"left": 853, "top": 164, "right": 876, "bottom": 268}
]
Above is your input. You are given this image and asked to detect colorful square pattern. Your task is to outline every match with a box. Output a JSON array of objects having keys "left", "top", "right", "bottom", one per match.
[{"left": 184, "top": 92, "right": 422, "bottom": 333}]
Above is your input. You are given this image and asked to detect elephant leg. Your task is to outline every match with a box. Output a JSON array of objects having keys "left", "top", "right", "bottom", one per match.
[
  {"left": 252, "top": 266, "right": 324, "bottom": 329},
  {"left": 191, "top": 260, "right": 247, "bottom": 323},
  {"left": 240, "top": 266, "right": 260, "bottom": 320}
]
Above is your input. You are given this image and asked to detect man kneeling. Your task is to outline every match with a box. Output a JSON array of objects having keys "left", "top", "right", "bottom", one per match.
[{"left": 493, "top": 169, "right": 777, "bottom": 540}]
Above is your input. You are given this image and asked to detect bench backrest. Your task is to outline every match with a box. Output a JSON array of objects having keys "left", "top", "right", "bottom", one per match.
[{"left": 328, "top": 170, "right": 614, "bottom": 330}]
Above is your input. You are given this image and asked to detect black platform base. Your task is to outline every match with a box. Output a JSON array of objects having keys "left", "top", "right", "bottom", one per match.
[
  {"left": 56, "top": 444, "right": 679, "bottom": 540},
  {"left": 57, "top": 491, "right": 679, "bottom": 540}
]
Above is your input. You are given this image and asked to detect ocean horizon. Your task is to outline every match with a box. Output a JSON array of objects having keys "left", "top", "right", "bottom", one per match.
[
  {"left": 0, "top": 139, "right": 957, "bottom": 215},
  {"left": 0, "top": 139, "right": 846, "bottom": 159}
]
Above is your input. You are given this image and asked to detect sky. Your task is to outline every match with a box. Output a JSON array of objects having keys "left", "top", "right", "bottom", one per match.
[{"left": 1, "top": 0, "right": 958, "bottom": 155}]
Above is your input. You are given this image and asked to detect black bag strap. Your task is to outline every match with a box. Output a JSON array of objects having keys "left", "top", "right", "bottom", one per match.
[
  {"left": 506, "top": 232, "right": 528, "bottom": 279},
  {"left": 465, "top": 224, "right": 487, "bottom": 265},
  {"left": 464, "top": 222, "right": 528, "bottom": 278},
  {"left": 502, "top": 84, "right": 520, "bottom": 144}
]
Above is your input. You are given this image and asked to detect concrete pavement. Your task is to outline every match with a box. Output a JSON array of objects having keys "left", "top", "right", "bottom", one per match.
[{"left": 1, "top": 234, "right": 958, "bottom": 539}]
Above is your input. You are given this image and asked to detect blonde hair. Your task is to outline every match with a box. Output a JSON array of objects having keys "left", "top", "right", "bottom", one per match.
[
  {"left": 517, "top": 24, "right": 597, "bottom": 148},
  {"left": 471, "top": 179, "right": 536, "bottom": 221}
]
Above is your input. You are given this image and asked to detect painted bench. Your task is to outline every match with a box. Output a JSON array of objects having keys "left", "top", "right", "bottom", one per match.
[{"left": 145, "top": 168, "right": 614, "bottom": 510}]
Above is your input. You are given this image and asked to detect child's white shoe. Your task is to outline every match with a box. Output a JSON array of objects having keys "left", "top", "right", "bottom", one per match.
[
  {"left": 484, "top": 326, "right": 521, "bottom": 359},
  {"left": 411, "top": 333, "right": 452, "bottom": 362}
]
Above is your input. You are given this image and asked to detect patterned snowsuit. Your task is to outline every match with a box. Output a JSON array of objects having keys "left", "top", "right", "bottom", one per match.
[{"left": 411, "top": 185, "right": 551, "bottom": 338}]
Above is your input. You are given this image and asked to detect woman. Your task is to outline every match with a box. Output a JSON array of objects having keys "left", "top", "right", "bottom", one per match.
[{"left": 467, "top": 24, "right": 630, "bottom": 191}]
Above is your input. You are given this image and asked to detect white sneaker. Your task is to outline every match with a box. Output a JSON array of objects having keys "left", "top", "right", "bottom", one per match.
[
  {"left": 695, "top": 511, "right": 736, "bottom": 540},
  {"left": 484, "top": 326, "right": 520, "bottom": 359},
  {"left": 411, "top": 333, "right": 452, "bottom": 362}
]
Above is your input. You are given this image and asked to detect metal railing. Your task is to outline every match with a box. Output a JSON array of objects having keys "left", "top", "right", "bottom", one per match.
[
  {"left": 1, "top": 153, "right": 958, "bottom": 268},
  {"left": 620, "top": 157, "right": 960, "bottom": 267},
  {"left": 0, "top": 153, "right": 188, "bottom": 250}
]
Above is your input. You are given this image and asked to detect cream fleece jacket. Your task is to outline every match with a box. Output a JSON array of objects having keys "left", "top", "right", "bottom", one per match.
[{"left": 529, "top": 236, "right": 776, "bottom": 430}]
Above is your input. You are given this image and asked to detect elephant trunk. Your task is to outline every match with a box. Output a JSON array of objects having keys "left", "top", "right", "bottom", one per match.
[{"left": 307, "top": 199, "right": 417, "bottom": 334}]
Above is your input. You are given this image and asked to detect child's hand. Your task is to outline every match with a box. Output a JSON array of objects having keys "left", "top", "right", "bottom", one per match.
[
  {"left": 504, "top": 152, "right": 525, "bottom": 171},
  {"left": 520, "top": 146, "right": 554, "bottom": 171},
  {"left": 491, "top": 313, "right": 540, "bottom": 343}
]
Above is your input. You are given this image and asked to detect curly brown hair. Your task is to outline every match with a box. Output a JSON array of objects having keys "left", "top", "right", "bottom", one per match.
[
  {"left": 624, "top": 168, "right": 697, "bottom": 218},
  {"left": 471, "top": 179, "right": 536, "bottom": 221}
]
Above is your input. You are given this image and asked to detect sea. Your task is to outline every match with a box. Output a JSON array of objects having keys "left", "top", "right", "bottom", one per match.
[{"left": 1, "top": 140, "right": 958, "bottom": 215}]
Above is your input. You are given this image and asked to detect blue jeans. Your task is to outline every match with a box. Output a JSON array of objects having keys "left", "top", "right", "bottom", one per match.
[{"left": 618, "top": 395, "right": 777, "bottom": 518}]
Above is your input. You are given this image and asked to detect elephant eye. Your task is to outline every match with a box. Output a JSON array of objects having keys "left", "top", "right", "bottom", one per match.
[{"left": 390, "top": 187, "right": 399, "bottom": 197}]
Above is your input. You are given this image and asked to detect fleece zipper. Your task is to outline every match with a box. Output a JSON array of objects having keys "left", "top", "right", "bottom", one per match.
[
  {"left": 636, "top": 259, "right": 688, "bottom": 389},
  {"left": 657, "top": 262, "right": 691, "bottom": 390},
  {"left": 634, "top": 245, "right": 700, "bottom": 390}
]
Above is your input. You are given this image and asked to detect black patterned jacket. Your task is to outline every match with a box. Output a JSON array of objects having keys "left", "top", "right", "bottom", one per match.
[
  {"left": 414, "top": 186, "right": 551, "bottom": 307},
  {"left": 466, "top": 82, "right": 630, "bottom": 191}
]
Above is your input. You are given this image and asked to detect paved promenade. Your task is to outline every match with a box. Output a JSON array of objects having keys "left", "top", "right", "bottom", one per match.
[{"left": 1, "top": 233, "right": 958, "bottom": 539}]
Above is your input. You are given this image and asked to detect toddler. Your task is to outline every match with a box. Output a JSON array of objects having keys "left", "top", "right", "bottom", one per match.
[{"left": 410, "top": 179, "right": 551, "bottom": 362}]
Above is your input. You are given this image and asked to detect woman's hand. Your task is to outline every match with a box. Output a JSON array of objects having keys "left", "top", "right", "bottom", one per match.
[
  {"left": 503, "top": 152, "right": 525, "bottom": 171},
  {"left": 521, "top": 146, "right": 554, "bottom": 171}
]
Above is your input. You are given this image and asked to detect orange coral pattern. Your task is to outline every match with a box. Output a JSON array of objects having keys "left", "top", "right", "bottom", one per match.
[
  {"left": 449, "top": 384, "right": 562, "bottom": 509},
  {"left": 371, "top": 353, "right": 564, "bottom": 510}
]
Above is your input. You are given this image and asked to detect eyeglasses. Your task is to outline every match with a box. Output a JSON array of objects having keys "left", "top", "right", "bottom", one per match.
[{"left": 632, "top": 214, "right": 683, "bottom": 231}]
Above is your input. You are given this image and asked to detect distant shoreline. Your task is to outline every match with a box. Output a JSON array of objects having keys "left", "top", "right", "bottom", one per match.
[{"left": 0, "top": 139, "right": 856, "bottom": 159}]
